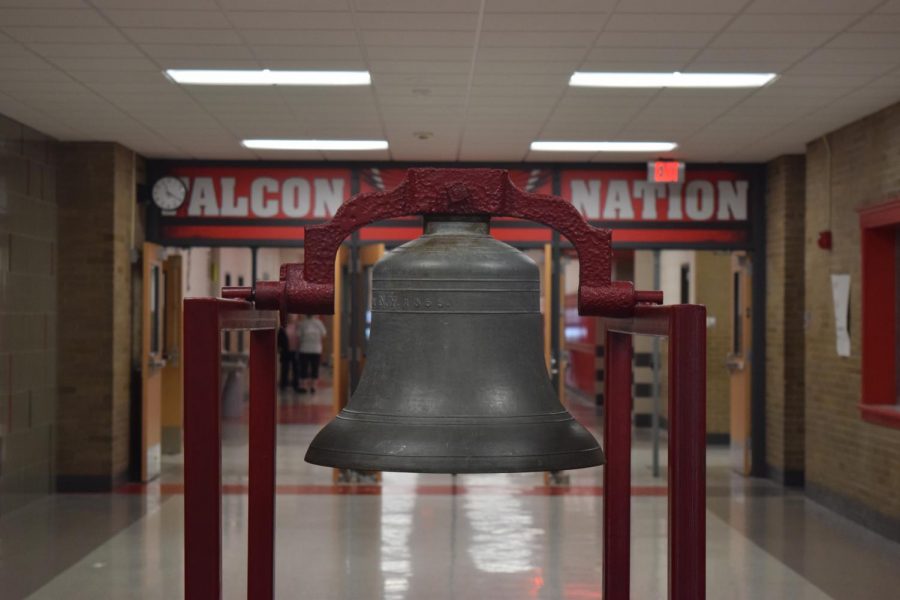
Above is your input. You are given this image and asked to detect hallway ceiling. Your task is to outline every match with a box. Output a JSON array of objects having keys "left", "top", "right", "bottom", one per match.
[{"left": 0, "top": 0, "right": 898, "bottom": 162}]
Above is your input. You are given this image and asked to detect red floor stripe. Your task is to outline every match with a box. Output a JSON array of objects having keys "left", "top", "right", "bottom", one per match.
[{"left": 114, "top": 482, "right": 667, "bottom": 497}]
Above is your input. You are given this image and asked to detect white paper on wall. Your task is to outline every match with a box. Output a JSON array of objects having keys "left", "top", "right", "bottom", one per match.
[{"left": 831, "top": 274, "right": 851, "bottom": 357}]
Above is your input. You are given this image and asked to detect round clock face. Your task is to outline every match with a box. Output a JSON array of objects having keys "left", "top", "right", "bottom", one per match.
[{"left": 152, "top": 176, "right": 187, "bottom": 211}]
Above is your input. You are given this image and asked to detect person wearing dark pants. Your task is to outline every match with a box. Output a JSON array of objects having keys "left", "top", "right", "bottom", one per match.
[
  {"left": 278, "top": 315, "right": 301, "bottom": 392},
  {"left": 297, "top": 314, "right": 327, "bottom": 393}
]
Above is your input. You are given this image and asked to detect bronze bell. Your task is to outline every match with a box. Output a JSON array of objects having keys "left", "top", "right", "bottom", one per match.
[{"left": 305, "top": 216, "right": 604, "bottom": 473}]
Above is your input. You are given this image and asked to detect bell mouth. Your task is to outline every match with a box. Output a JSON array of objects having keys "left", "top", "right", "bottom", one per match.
[
  {"left": 423, "top": 214, "right": 490, "bottom": 235},
  {"left": 304, "top": 411, "right": 605, "bottom": 474}
]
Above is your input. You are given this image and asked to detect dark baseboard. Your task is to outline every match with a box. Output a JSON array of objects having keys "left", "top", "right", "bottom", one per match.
[
  {"left": 806, "top": 482, "right": 900, "bottom": 545},
  {"left": 767, "top": 463, "right": 805, "bottom": 487},
  {"left": 56, "top": 469, "right": 129, "bottom": 493},
  {"left": 706, "top": 432, "right": 730, "bottom": 446}
]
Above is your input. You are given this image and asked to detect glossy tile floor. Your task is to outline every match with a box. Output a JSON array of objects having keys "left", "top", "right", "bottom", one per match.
[{"left": 4, "top": 388, "right": 900, "bottom": 599}]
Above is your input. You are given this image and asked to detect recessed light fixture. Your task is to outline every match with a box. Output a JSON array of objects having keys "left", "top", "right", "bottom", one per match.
[
  {"left": 166, "top": 69, "right": 371, "bottom": 86},
  {"left": 530, "top": 141, "right": 677, "bottom": 152},
  {"left": 242, "top": 139, "right": 389, "bottom": 151},
  {"left": 569, "top": 72, "right": 776, "bottom": 88}
]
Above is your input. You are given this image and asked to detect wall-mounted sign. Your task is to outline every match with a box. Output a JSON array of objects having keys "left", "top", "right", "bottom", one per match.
[
  {"left": 561, "top": 168, "right": 752, "bottom": 246},
  {"left": 647, "top": 160, "right": 684, "bottom": 184},
  {"left": 149, "top": 164, "right": 757, "bottom": 248}
]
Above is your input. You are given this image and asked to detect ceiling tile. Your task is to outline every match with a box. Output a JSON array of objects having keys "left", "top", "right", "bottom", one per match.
[
  {"left": 616, "top": 0, "right": 745, "bottom": 10},
  {"left": 482, "top": 13, "right": 607, "bottom": 32},
  {"left": 745, "top": 0, "right": 882, "bottom": 13},
  {"left": 356, "top": 12, "right": 478, "bottom": 31},
  {"left": 850, "top": 14, "right": 900, "bottom": 32},
  {"left": 0, "top": 8, "right": 108, "bottom": 27},
  {"left": 727, "top": 13, "right": 858, "bottom": 33},
  {"left": 3, "top": 26, "right": 128, "bottom": 43},
  {"left": 478, "top": 46, "right": 585, "bottom": 61},
  {"left": 606, "top": 13, "right": 733, "bottom": 32},
  {"left": 217, "top": 1, "right": 349, "bottom": 10},
  {"left": 585, "top": 47, "right": 697, "bottom": 62},
  {"left": 827, "top": 32, "right": 900, "bottom": 49},
  {"left": 140, "top": 44, "right": 254, "bottom": 59},
  {"left": 362, "top": 30, "right": 475, "bottom": 46},
  {"left": 102, "top": 9, "right": 232, "bottom": 28},
  {"left": 226, "top": 11, "right": 354, "bottom": 30},
  {"left": 480, "top": 31, "right": 596, "bottom": 48},
  {"left": 710, "top": 31, "right": 833, "bottom": 48},
  {"left": 355, "top": 0, "right": 480, "bottom": 12},
  {"left": 29, "top": 42, "right": 144, "bottom": 58},
  {"left": 123, "top": 28, "right": 244, "bottom": 44},
  {"left": 366, "top": 46, "right": 472, "bottom": 61},
  {"left": 92, "top": 0, "right": 220, "bottom": 9},
  {"left": 49, "top": 57, "right": 159, "bottom": 71},
  {"left": 242, "top": 30, "right": 358, "bottom": 45},
  {"left": 594, "top": 32, "right": 716, "bottom": 48}
]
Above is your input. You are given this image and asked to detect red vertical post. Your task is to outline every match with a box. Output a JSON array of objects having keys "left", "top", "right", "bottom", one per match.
[
  {"left": 183, "top": 299, "right": 223, "bottom": 600},
  {"left": 248, "top": 329, "right": 277, "bottom": 600},
  {"left": 603, "top": 330, "right": 633, "bottom": 600},
  {"left": 668, "top": 305, "right": 706, "bottom": 600}
]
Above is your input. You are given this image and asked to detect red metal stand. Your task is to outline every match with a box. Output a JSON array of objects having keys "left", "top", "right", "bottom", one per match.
[
  {"left": 183, "top": 299, "right": 278, "bottom": 600},
  {"left": 183, "top": 169, "right": 706, "bottom": 599},
  {"left": 603, "top": 305, "right": 707, "bottom": 600}
]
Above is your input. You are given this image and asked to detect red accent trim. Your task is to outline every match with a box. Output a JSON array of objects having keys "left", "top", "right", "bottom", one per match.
[
  {"left": 183, "top": 298, "right": 228, "bottom": 600},
  {"left": 860, "top": 196, "right": 899, "bottom": 429},
  {"left": 164, "top": 225, "right": 306, "bottom": 240},
  {"left": 183, "top": 299, "right": 279, "bottom": 600},
  {"left": 604, "top": 331, "right": 633, "bottom": 600},
  {"left": 248, "top": 329, "right": 276, "bottom": 600},
  {"left": 117, "top": 482, "right": 669, "bottom": 496},
  {"left": 604, "top": 304, "right": 707, "bottom": 600},
  {"left": 860, "top": 404, "right": 900, "bottom": 428},
  {"left": 859, "top": 196, "right": 900, "bottom": 228}
]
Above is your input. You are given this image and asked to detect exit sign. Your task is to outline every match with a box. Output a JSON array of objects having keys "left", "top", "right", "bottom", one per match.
[{"left": 648, "top": 161, "right": 684, "bottom": 183}]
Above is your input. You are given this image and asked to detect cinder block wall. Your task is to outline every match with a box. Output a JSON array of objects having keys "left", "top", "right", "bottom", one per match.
[
  {"left": 765, "top": 155, "right": 806, "bottom": 485},
  {"left": 804, "top": 101, "right": 900, "bottom": 536},
  {"left": 0, "top": 114, "right": 58, "bottom": 514}
]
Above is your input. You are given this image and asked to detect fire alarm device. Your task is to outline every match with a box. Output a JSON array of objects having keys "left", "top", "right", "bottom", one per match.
[
  {"left": 647, "top": 160, "right": 684, "bottom": 184},
  {"left": 152, "top": 176, "right": 187, "bottom": 212}
]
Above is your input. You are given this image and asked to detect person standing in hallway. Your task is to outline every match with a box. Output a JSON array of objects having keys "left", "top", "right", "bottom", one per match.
[
  {"left": 297, "top": 314, "right": 327, "bottom": 394},
  {"left": 279, "top": 315, "right": 302, "bottom": 392}
]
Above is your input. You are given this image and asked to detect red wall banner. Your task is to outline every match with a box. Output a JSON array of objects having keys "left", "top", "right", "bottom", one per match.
[{"left": 149, "top": 164, "right": 757, "bottom": 248}]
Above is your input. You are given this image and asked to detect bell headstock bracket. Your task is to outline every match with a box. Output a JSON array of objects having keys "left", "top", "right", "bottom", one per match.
[{"left": 222, "top": 168, "right": 662, "bottom": 318}]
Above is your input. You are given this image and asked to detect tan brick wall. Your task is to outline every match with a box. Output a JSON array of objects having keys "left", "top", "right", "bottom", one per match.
[
  {"left": 765, "top": 155, "right": 806, "bottom": 480},
  {"left": 804, "top": 101, "right": 900, "bottom": 525},
  {"left": 56, "top": 142, "right": 135, "bottom": 489},
  {"left": 0, "top": 114, "right": 58, "bottom": 513}
]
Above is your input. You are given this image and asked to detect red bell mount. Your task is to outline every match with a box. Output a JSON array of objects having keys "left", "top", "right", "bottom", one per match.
[{"left": 222, "top": 168, "right": 662, "bottom": 318}]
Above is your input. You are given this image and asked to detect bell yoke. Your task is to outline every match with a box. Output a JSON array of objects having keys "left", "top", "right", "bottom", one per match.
[{"left": 223, "top": 168, "right": 663, "bottom": 474}]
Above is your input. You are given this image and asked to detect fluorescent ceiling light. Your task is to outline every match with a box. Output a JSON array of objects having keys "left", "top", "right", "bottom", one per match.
[
  {"left": 531, "top": 141, "right": 677, "bottom": 153},
  {"left": 569, "top": 71, "right": 776, "bottom": 88},
  {"left": 242, "top": 139, "right": 389, "bottom": 151},
  {"left": 166, "top": 69, "right": 371, "bottom": 86}
]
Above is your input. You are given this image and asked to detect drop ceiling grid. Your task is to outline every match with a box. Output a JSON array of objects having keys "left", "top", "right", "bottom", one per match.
[
  {"left": 671, "top": 0, "right": 900, "bottom": 162},
  {"left": 0, "top": 1, "right": 895, "bottom": 160}
]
